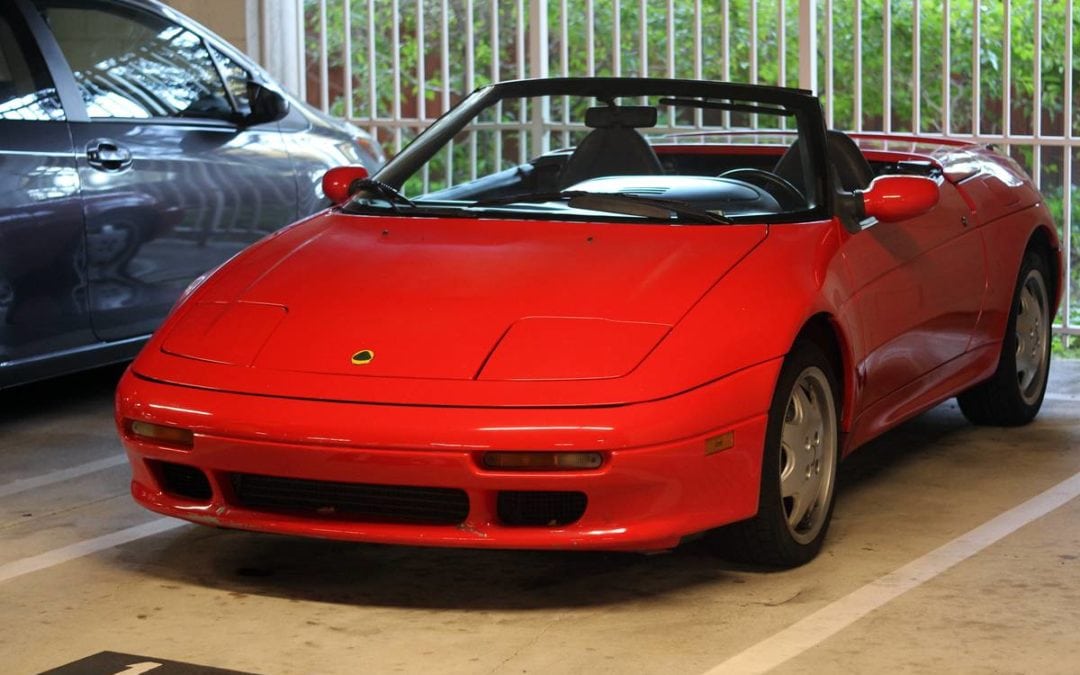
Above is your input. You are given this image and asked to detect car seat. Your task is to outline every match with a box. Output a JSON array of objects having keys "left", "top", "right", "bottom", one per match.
[
  {"left": 558, "top": 108, "right": 664, "bottom": 188},
  {"left": 774, "top": 129, "right": 875, "bottom": 192}
]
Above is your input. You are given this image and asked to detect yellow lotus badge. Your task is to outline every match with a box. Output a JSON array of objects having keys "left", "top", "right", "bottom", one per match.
[{"left": 350, "top": 349, "right": 374, "bottom": 365}]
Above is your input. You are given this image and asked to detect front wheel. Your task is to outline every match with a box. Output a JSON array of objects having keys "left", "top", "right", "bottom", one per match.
[
  {"left": 957, "top": 249, "right": 1052, "bottom": 426},
  {"left": 713, "top": 340, "right": 840, "bottom": 567}
]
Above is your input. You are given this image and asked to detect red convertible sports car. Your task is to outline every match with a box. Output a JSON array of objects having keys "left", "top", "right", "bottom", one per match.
[{"left": 116, "top": 79, "right": 1061, "bottom": 567}]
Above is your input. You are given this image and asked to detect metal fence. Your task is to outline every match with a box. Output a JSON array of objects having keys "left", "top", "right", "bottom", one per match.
[{"left": 300, "top": 0, "right": 1079, "bottom": 338}]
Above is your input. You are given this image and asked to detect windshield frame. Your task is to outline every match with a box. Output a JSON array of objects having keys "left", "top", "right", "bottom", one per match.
[{"left": 370, "top": 77, "right": 831, "bottom": 224}]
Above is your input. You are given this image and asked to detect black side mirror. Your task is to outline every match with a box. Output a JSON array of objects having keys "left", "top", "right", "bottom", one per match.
[{"left": 244, "top": 81, "right": 290, "bottom": 126}]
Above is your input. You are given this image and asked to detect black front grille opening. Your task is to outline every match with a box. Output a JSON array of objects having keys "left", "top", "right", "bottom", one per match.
[
  {"left": 153, "top": 461, "right": 213, "bottom": 501},
  {"left": 230, "top": 473, "right": 469, "bottom": 526},
  {"left": 497, "top": 491, "right": 587, "bottom": 527}
]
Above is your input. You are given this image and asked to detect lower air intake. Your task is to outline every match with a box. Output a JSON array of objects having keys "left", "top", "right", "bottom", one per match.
[
  {"left": 154, "top": 461, "right": 213, "bottom": 501},
  {"left": 230, "top": 473, "right": 469, "bottom": 525},
  {"left": 497, "top": 490, "right": 587, "bottom": 526}
]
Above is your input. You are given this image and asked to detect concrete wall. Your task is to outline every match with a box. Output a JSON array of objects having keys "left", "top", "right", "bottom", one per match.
[
  {"left": 163, "top": 0, "right": 304, "bottom": 99},
  {"left": 164, "top": 0, "right": 257, "bottom": 57}
]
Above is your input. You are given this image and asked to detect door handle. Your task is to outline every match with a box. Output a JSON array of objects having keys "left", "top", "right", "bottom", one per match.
[{"left": 87, "top": 140, "right": 133, "bottom": 171}]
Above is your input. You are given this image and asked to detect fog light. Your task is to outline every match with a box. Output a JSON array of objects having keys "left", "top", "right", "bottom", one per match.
[
  {"left": 128, "top": 420, "right": 194, "bottom": 449},
  {"left": 482, "top": 451, "right": 604, "bottom": 471}
]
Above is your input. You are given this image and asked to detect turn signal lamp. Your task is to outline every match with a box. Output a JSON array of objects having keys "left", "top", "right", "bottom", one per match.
[
  {"left": 482, "top": 451, "right": 604, "bottom": 471},
  {"left": 128, "top": 420, "right": 194, "bottom": 449}
]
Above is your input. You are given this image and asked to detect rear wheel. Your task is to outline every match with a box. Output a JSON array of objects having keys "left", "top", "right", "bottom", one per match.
[
  {"left": 714, "top": 340, "right": 840, "bottom": 567},
  {"left": 958, "top": 249, "right": 1052, "bottom": 426}
]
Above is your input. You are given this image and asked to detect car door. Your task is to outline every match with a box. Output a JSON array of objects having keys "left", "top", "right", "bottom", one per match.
[
  {"left": 0, "top": 0, "right": 89, "bottom": 378},
  {"left": 32, "top": 0, "right": 299, "bottom": 342},
  {"left": 841, "top": 178, "right": 986, "bottom": 408}
]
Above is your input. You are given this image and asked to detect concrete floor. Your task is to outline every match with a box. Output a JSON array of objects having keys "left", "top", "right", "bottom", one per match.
[{"left": 1, "top": 361, "right": 1078, "bottom": 674}]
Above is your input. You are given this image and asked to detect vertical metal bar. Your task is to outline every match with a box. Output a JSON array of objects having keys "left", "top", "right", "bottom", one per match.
[
  {"left": 1065, "top": 0, "right": 1075, "bottom": 330},
  {"left": 666, "top": 0, "right": 675, "bottom": 78},
  {"left": 722, "top": 0, "right": 730, "bottom": 128},
  {"left": 972, "top": 0, "right": 981, "bottom": 135},
  {"left": 779, "top": 0, "right": 786, "bottom": 88},
  {"left": 942, "top": 0, "right": 950, "bottom": 135},
  {"left": 824, "top": 0, "right": 833, "bottom": 126},
  {"left": 516, "top": 0, "right": 526, "bottom": 163},
  {"left": 491, "top": 0, "right": 501, "bottom": 170},
  {"left": 799, "top": 0, "right": 818, "bottom": 94},
  {"left": 750, "top": 1, "right": 758, "bottom": 127},
  {"left": 1003, "top": 0, "right": 1011, "bottom": 141},
  {"left": 416, "top": 1, "right": 426, "bottom": 124},
  {"left": 366, "top": 0, "right": 377, "bottom": 140},
  {"left": 586, "top": 0, "right": 595, "bottom": 76},
  {"left": 529, "top": 0, "right": 549, "bottom": 157},
  {"left": 666, "top": 0, "right": 675, "bottom": 127},
  {"left": 749, "top": 1, "right": 758, "bottom": 85},
  {"left": 613, "top": 0, "right": 621, "bottom": 77},
  {"left": 694, "top": 0, "right": 702, "bottom": 128},
  {"left": 441, "top": 0, "right": 452, "bottom": 185},
  {"left": 721, "top": 0, "right": 730, "bottom": 80},
  {"left": 1066, "top": 147, "right": 1074, "bottom": 331},
  {"left": 1033, "top": 0, "right": 1042, "bottom": 189},
  {"left": 854, "top": 0, "right": 862, "bottom": 131},
  {"left": 561, "top": 0, "right": 570, "bottom": 147},
  {"left": 343, "top": 0, "right": 353, "bottom": 120},
  {"left": 441, "top": 0, "right": 450, "bottom": 115},
  {"left": 392, "top": 0, "right": 401, "bottom": 152},
  {"left": 912, "top": 0, "right": 920, "bottom": 133},
  {"left": 417, "top": 0, "right": 428, "bottom": 192},
  {"left": 467, "top": 0, "right": 476, "bottom": 179},
  {"left": 883, "top": 0, "right": 891, "bottom": 133},
  {"left": 1070, "top": 0, "right": 1076, "bottom": 142},
  {"left": 318, "top": 0, "right": 328, "bottom": 112},
  {"left": 296, "top": 0, "right": 306, "bottom": 100}
]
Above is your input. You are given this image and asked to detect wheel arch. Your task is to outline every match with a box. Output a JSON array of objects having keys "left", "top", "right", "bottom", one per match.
[
  {"left": 1026, "top": 224, "right": 1063, "bottom": 318},
  {"left": 792, "top": 312, "right": 856, "bottom": 437}
]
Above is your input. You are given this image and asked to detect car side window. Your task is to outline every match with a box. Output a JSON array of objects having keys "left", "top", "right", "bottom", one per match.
[
  {"left": 0, "top": 6, "right": 64, "bottom": 121},
  {"left": 34, "top": 1, "right": 231, "bottom": 120},
  {"left": 208, "top": 46, "right": 252, "bottom": 116}
]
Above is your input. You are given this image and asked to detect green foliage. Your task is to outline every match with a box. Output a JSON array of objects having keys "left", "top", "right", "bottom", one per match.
[
  {"left": 305, "top": 0, "right": 1080, "bottom": 328},
  {"left": 1052, "top": 334, "right": 1080, "bottom": 359}
]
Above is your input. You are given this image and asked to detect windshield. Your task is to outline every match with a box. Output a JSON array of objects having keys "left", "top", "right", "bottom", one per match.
[{"left": 351, "top": 78, "right": 829, "bottom": 225}]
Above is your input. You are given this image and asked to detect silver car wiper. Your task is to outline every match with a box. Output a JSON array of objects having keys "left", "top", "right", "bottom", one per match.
[
  {"left": 569, "top": 192, "right": 731, "bottom": 224},
  {"left": 475, "top": 190, "right": 731, "bottom": 224},
  {"left": 350, "top": 178, "right": 416, "bottom": 208}
]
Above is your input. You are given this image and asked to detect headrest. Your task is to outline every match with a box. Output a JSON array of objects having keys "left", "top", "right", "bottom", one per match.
[{"left": 584, "top": 105, "right": 658, "bottom": 129}]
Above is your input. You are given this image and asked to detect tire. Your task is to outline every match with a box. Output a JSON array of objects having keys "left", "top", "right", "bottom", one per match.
[
  {"left": 713, "top": 340, "right": 840, "bottom": 568},
  {"left": 957, "top": 249, "right": 1052, "bottom": 426}
]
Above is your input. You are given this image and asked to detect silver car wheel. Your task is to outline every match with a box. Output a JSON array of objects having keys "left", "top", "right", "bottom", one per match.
[
  {"left": 779, "top": 366, "right": 838, "bottom": 545},
  {"left": 1015, "top": 268, "right": 1050, "bottom": 406}
]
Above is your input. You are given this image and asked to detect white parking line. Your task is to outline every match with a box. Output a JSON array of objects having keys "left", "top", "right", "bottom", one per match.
[
  {"left": 1044, "top": 393, "right": 1080, "bottom": 403},
  {"left": 0, "top": 454, "right": 128, "bottom": 499},
  {"left": 0, "top": 518, "right": 186, "bottom": 583},
  {"left": 704, "top": 470, "right": 1080, "bottom": 675}
]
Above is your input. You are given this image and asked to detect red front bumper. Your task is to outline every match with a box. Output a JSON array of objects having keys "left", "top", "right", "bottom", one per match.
[{"left": 116, "top": 360, "right": 779, "bottom": 552}]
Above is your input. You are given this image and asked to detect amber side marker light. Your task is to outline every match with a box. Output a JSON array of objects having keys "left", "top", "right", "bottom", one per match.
[
  {"left": 482, "top": 451, "right": 604, "bottom": 471},
  {"left": 128, "top": 420, "right": 194, "bottom": 449},
  {"left": 705, "top": 431, "right": 735, "bottom": 456}
]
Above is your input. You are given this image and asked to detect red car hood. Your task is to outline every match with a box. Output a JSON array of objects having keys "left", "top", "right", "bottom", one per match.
[{"left": 146, "top": 213, "right": 766, "bottom": 402}]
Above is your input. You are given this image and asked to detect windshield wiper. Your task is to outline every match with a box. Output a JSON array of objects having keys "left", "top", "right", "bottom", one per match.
[
  {"left": 475, "top": 190, "right": 730, "bottom": 224},
  {"left": 568, "top": 193, "right": 732, "bottom": 224},
  {"left": 473, "top": 190, "right": 586, "bottom": 206},
  {"left": 350, "top": 178, "right": 416, "bottom": 208}
]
